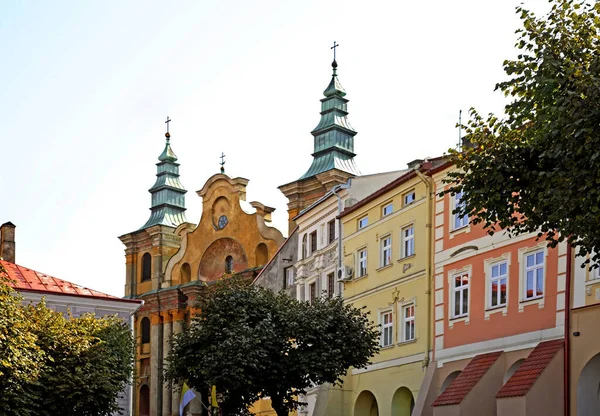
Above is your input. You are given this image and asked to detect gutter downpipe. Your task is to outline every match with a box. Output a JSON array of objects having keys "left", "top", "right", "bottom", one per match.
[
  {"left": 415, "top": 167, "right": 433, "bottom": 368},
  {"left": 332, "top": 179, "right": 352, "bottom": 297},
  {"left": 564, "top": 243, "right": 572, "bottom": 416}
]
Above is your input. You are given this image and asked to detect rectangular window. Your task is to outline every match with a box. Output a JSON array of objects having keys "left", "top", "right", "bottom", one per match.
[
  {"left": 358, "top": 216, "right": 369, "bottom": 229},
  {"left": 402, "top": 225, "right": 415, "bottom": 257},
  {"left": 404, "top": 191, "right": 416, "bottom": 206},
  {"left": 283, "top": 267, "right": 294, "bottom": 289},
  {"left": 524, "top": 251, "right": 544, "bottom": 299},
  {"left": 453, "top": 190, "right": 469, "bottom": 230},
  {"left": 381, "top": 236, "right": 392, "bottom": 267},
  {"left": 327, "top": 273, "right": 335, "bottom": 298},
  {"left": 489, "top": 262, "right": 507, "bottom": 307},
  {"left": 310, "top": 231, "right": 317, "bottom": 254},
  {"left": 382, "top": 203, "right": 393, "bottom": 217},
  {"left": 358, "top": 249, "right": 368, "bottom": 277},
  {"left": 309, "top": 282, "right": 316, "bottom": 304},
  {"left": 403, "top": 304, "right": 415, "bottom": 342},
  {"left": 381, "top": 311, "right": 393, "bottom": 347},
  {"left": 328, "top": 220, "right": 336, "bottom": 245},
  {"left": 452, "top": 272, "right": 469, "bottom": 317}
]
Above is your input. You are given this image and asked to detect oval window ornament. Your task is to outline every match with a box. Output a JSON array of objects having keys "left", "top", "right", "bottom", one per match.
[{"left": 218, "top": 215, "right": 228, "bottom": 229}]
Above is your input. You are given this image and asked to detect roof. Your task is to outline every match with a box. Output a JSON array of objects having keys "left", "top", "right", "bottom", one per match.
[
  {"left": 496, "top": 339, "right": 563, "bottom": 398},
  {"left": 432, "top": 351, "right": 503, "bottom": 407},
  {"left": 0, "top": 259, "right": 141, "bottom": 304},
  {"left": 339, "top": 170, "right": 419, "bottom": 219}
]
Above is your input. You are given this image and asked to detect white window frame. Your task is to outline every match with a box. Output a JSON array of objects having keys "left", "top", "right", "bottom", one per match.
[
  {"left": 452, "top": 272, "right": 469, "bottom": 318},
  {"left": 284, "top": 267, "right": 294, "bottom": 289},
  {"left": 381, "top": 235, "right": 392, "bottom": 267},
  {"left": 401, "top": 225, "right": 415, "bottom": 258},
  {"left": 403, "top": 190, "right": 416, "bottom": 206},
  {"left": 358, "top": 216, "right": 369, "bottom": 229},
  {"left": 453, "top": 190, "right": 469, "bottom": 230},
  {"left": 382, "top": 202, "right": 393, "bottom": 217},
  {"left": 489, "top": 260, "right": 508, "bottom": 308},
  {"left": 358, "top": 248, "right": 368, "bottom": 277},
  {"left": 402, "top": 303, "right": 416, "bottom": 342},
  {"left": 380, "top": 310, "right": 394, "bottom": 347},
  {"left": 524, "top": 249, "right": 544, "bottom": 300}
]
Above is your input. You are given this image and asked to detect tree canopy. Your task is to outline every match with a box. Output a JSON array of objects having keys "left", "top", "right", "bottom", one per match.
[
  {"left": 446, "top": 0, "right": 600, "bottom": 266},
  {"left": 166, "top": 279, "right": 379, "bottom": 416},
  {"left": 0, "top": 268, "right": 135, "bottom": 416}
]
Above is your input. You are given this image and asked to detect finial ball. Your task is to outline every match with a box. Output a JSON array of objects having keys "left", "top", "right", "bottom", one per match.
[
  {"left": 332, "top": 60, "right": 338, "bottom": 69},
  {"left": 165, "top": 132, "right": 171, "bottom": 138}
]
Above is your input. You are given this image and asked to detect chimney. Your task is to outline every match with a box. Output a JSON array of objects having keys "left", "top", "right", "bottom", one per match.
[{"left": 0, "top": 222, "right": 16, "bottom": 263}]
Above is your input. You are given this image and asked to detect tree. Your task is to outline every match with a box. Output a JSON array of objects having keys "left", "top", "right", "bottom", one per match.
[
  {"left": 0, "top": 269, "right": 43, "bottom": 415},
  {"left": 166, "top": 279, "right": 379, "bottom": 416},
  {"left": 446, "top": 0, "right": 600, "bottom": 266},
  {"left": 0, "top": 271, "right": 135, "bottom": 416}
]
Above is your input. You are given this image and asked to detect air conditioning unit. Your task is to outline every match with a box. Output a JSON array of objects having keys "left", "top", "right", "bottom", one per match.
[{"left": 337, "top": 265, "right": 354, "bottom": 281}]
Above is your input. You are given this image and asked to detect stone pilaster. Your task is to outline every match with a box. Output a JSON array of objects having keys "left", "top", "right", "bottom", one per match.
[
  {"left": 150, "top": 314, "right": 163, "bottom": 416},
  {"left": 162, "top": 313, "right": 173, "bottom": 416},
  {"left": 171, "top": 313, "right": 185, "bottom": 416}
]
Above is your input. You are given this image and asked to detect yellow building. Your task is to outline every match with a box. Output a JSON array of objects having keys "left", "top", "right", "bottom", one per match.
[{"left": 339, "top": 166, "right": 434, "bottom": 416}]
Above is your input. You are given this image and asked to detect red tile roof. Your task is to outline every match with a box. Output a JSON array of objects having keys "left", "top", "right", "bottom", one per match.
[
  {"left": 0, "top": 259, "right": 140, "bottom": 303},
  {"left": 496, "top": 339, "right": 563, "bottom": 398},
  {"left": 432, "top": 351, "right": 503, "bottom": 407}
]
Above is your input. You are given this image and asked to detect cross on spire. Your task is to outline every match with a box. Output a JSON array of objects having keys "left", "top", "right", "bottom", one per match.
[
  {"left": 165, "top": 116, "right": 171, "bottom": 133},
  {"left": 220, "top": 152, "right": 226, "bottom": 173},
  {"left": 331, "top": 41, "right": 339, "bottom": 61}
]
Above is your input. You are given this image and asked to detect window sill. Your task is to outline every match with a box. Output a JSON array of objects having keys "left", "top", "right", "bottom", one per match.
[
  {"left": 449, "top": 225, "right": 470, "bottom": 239},
  {"left": 353, "top": 274, "right": 368, "bottom": 281},
  {"left": 376, "top": 264, "right": 394, "bottom": 272},
  {"left": 448, "top": 314, "right": 469, "bottom": 328},
  {"left": 585, "top": 278, "right": 600, "bottom": 286},
  {"left": 380, "top": 344, "right": 394, "bottom": 350},
  {"left": 398, "top": 254, "right": 416, "bottom": 262},
  {"left": 518, "top": 296, "right": 545, "bottom": 312},
  {"left": 397, "top": 338, "right": 417, "bottom": 346},
  {"left": 484, "top": 305, "right": 507, "bottom": 320}
]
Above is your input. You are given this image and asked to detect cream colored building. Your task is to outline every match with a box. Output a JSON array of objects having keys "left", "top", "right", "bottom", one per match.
[{"left": 338, "top": 164, "right": 436, "bottom": 416}]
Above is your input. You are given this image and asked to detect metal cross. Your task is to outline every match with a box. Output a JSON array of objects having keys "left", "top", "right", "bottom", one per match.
[
  {"left": 331, "top": 41, "right": 339, "bottom": 61},
  {"left": 165, "top": 116, "right": 171, "bottom": 133},
  {"left": 220, "top": 152, "right": 226, "bottom": 167}
]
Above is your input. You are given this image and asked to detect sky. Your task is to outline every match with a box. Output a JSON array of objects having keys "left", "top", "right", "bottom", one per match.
[{"left": 0, "top": 0, "right": 550, "bottom": 297}]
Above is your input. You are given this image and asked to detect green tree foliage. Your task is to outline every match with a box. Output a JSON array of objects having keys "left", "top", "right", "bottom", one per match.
[
  {"left": 166, "top": 279, "right": 379, "bottom": 416},
  {"left": 446, "top": 0, "right": 600, "bottom": 266},
  {"left": 0, "top": 269, "right": 135, "bottom": 416}
]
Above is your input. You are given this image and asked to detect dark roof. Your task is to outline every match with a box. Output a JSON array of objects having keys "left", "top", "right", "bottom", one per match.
[
  {"left": 496, "top": 339, "right": 563, "bottom": 398},
  {"left": 432, "top": 351, "right": 503, "bottom": 407}
]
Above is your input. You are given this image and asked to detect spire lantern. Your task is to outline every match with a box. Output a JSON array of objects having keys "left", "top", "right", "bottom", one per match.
[
  {"left": 298, "top": 47, "right": 360, "bottom": 180},
  {"left": 141, "top": 118, "right": 188, "bottom": 229}
]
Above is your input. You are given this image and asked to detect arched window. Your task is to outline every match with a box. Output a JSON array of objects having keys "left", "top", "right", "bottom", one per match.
[
  {"left": 180, "top": 263, "right": 191, "bottom": 285},
  {"left": 141, "top": 317, "right": 150, "bottom": 344},
  {"left": 141, "top": 253, "right": 151, "bottom": 282},
  {"left": 302, "top": 234, "right": 308, "bottom": 259},
  {"left": 255, "top": 243, "right": 268, "bottom": 266},
  {"left": 225, "top": 256, "right": 234, "bottom": 274},
  {"left": 139, "top": 385, "right": 150, "bottom": 416}
]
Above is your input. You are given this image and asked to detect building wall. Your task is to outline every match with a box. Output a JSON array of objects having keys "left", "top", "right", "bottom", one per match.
[
  {"left": 253, "top": 230, "right": 298, "bottom": 298},
  {"left": 341, "top": 174, "right": 430, "bottom": 416}
]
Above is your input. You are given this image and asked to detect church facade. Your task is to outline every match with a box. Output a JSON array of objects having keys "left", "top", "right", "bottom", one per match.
[{"left": 120, "top": 130, "right": 284, "bottom": 416}]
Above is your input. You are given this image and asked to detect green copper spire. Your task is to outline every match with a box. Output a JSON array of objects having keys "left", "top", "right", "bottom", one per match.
[
  {"left": 141, "top": 126, "right": 188, "bottom": 229},
  {"left": 299, "top": 58, "right": 360, "bottom": 180}
]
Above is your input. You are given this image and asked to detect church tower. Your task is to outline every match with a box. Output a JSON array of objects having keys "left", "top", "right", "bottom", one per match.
[
  {"left": 119, "top": 122, "right": 191, "bottom": 299},
  {"left": 279, "top": 55, "right": 360, "bottom": 233}
]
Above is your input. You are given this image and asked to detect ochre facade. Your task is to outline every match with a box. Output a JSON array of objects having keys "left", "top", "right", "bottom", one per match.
[{"left": 121, "top": 173, "right": 284, "bottom": 416}]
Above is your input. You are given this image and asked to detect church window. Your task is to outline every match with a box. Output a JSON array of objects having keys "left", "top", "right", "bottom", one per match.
[
  {"left": 225, "top": 256, "right": 234, "bottom": 274},
  {"left": 141, "top": 253, "right": 152, "bottom": 282},
  {"left": 141, "top": 317, "right": 150, "bottom": 344}
]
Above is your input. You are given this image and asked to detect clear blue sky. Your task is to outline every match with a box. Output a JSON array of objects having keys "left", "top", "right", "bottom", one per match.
[{"left": 0, "top": 0, "right": 548, "bottom": 296}]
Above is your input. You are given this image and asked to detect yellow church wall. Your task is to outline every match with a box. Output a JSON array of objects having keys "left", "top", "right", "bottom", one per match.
[{"left": 340, "top": 172, "right": 432, "bottom": 416}]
